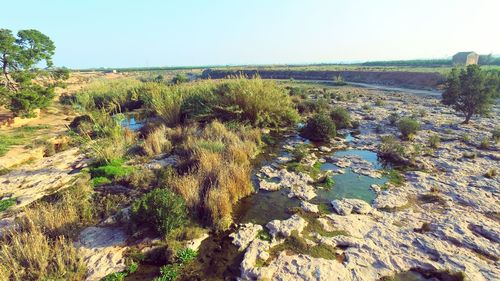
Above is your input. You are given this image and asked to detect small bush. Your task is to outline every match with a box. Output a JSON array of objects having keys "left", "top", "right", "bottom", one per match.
[
  {"left": 462, "top": 134, "right": 471, "bottom": 143},
  {"left": 8, "top": 84, "right": 55, "bottom": 118},
  {"left": 155, "top": 264, "right": 179, "bottom": 281},
  {"left": 428, "top": 134, "right": 441, "bottom": 148},
  {"left": 492, "top": 128, "right": 500, "bottom": 143},
  {"left": 329, "top": 107, "right": 351, "bottom": 129},
  {"left": 462, "top": 151, "right": 476, "bottom": 159},
  {"left": 176, "top": 248, "right": 198, "bottom": 264},
  {"left": 374, "top": 99, "right": 385, "bottom": 106},
  {"left": 296, "top": 99, "right": 328, "bottom": 114},
  {"left": 0, "top": 198, "right": 16, "bottom": 213},
  {"left": 479, "top": 138, "right": 490, "bottom": 150},
  {"left": 484, "top": 168, "right": 497, "bottom": 179},
  {"left": 143, "top": 125, "right": 172, "bottom": 156},
  {"left": 385, "top": 169, "right": 404, "bottom": 186},
  {"left": 397, "top": 117, "right": 420, "bottom": 140},
  {"left": 300, "top": 114, "right": 336, "bottom": 142},
  {"left": 130, "top": 188, "right": 188, "bottom": 236},
  {"left": 388, "top": 112, "right": 400, "bottom": 125},
  {"left": 292, "top": 143, "right": 310, "bottom": 162},
  {"left": 379, "top": 135, "right": 408, "bottom": 164}
]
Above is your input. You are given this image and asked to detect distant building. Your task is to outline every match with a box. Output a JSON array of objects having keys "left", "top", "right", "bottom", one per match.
[{"left": 452, "top": 52, "right": 479, "bottom": 66}]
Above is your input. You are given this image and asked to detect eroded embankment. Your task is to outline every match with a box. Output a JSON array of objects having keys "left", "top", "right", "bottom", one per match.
[{"left": 201, "top": 69, "right": 445, "bottom": 90}]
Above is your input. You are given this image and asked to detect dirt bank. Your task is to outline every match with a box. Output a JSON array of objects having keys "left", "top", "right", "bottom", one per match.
[{"left": 201, "top": 69, "right": 445, "bottom": 90}]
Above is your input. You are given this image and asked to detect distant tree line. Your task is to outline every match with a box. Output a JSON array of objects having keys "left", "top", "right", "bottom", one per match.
[{"left": 361, "top": 56, "right": 500, "bottom": 67}]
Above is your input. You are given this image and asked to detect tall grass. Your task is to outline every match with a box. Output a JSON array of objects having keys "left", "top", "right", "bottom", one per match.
[
  {"left": 76, "top": 78, "right": 142, "bottom": 112},
  {"left": 165, "top": 121, "right": 261, "bottom": 230},
  {"left": 0, "top": 177, "right": 92, "bottom": 281},
  {"left": 74, "top": 109, "right": 136, "bottom": 164},
  {"left": 142, "top": 76, "right": 298, "bottom": 128}
]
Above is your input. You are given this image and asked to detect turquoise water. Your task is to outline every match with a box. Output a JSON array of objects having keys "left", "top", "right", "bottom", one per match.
[
  {"left": 120, "top": 116, "right": 143, "bottom": 131},
  {"left": 314, "top": 149, "right": 387, "bottom": 204}
]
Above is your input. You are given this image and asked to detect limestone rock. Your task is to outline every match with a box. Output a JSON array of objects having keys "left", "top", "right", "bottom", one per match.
[
  {"left": 331, "top": 198, "right": 372, "bottom": 215},
  {"left": 301, "top": 201, "right": 319, "bottom": 213},
  {"left": 266, "top": 214, "right": 307, "bottom": 238},
  {"left": 230, "top": 223, "right": 263, "bottom": 251},
  {"left": 78, "top": 226, "right": 128, "bottom": 281},
  {"left": 185, "top": 233, "right": 209, "bottom": 251}
]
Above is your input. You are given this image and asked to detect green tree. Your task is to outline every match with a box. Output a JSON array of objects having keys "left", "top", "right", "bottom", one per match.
[
  {"left": 0, "top": 28, "right": 57, "bottom": 117},
  {"left": 442, "top": 65, "right": 499, "bottom": 124}
]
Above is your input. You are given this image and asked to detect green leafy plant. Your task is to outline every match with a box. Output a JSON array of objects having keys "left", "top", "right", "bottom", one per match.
[
  {"left": 0, "top": 198, "right": 16, "bottom": 213},
  {"left": 176, "top": 248, "right": 198, "bottom": 264},
  {"left": 330, "top": 107, "right": 351, "bottom": 129},
  {"left": 130, "top": 188, "right": 188, "bottom": 236},
  {"left": 397, "top": 117, "right": 421, "bottom": 140},
  {"left": 300, "top": 113, "right": 336, "bottom": 141},
  {"left": 428, "top": 134, "right": 441, "bottom": 148},
  {"left": 155, "top": 264, "right": 179, "bottom": 281},
  {"left": 442, "top": 65, "right": 500, "bottom": 124}
]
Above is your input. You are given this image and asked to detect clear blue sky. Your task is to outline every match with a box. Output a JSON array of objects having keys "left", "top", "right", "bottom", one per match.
[{"left": 1, "top": 0, "right": 499, "bottom": 68}]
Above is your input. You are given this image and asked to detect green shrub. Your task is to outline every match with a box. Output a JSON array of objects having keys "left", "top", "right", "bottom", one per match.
[
  {"left": 8, "top": 84, "right": 55, "bottom": 118},
  {"left": 379, "top": 135, "right": 408, "bottom": 164},
  {"left": 492, "top": 128, "right": 500, "bottom": 143},
  {"left": 397, "top": 117, "right": 420, "bottom": 140},
  {"left": 479, "top": 138, "right": 490, "bottom": 150},
  {"left": 484, "top": 168, "right": 497, "bottom": 179},
  {"left": 146, "top": 77, "right": 299, "bottom": 128},
  {"left": 374, "top": 99, "right": 386, "bottom": 106},
  {"left": 296, "top": 99, "right": 328, "bottom": 114},
  {"left": 329, "top": 107, "right": 351, "bottom": 129},
  {"left": 388, "top": 112, "right": 400, "bottom": 125},
  {"left": 428, "top": 134, "right": 441, "bottom": 148},
  {"left": 155, "top": 264, "right": 178, "bottom": 281},
  {"left": 292, "top": 143, "right": 310, "bottom": 162},
  {"left": 300, "top": 114, "right": 336, "bottom": 141},
  {"left": 214, "top": 77, "right": 299, "bottom": 127},
  {"left": 385, "top": 169, "right": 404, "bottom": 186},
  {"left": 176, "top": 248, "right": 198, "bottom": 264},
  {"left": 130, "top": 188, "right": 188, "bottom": 236},
  {"left": 0, "top": 198, "right": 16, "bottom": 213}
]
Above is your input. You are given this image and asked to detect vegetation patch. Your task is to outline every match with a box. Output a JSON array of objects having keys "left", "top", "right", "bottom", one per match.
[
  {"left": 89, "top": 159, "right": 134, "bottom": 186},
  {"left": 397, "top": 117, "right": 421, "bottom": 140},
  {"left": 130, "top": 188, "right": 188, "bottom": 236},
  {"left": 330, "top": 107, "right": 351, "bottom": 129},
  {"left": 268, "top": 230, "right": 339, "bottom": 261},
  {"left": 300, "top": 113, "right": 336, "bottom": 142},
  {"left": 100, "top": 262, "right": 139, "bottom": 281},
  {"left": 0, "top": 198, "right": 16, "bottom": 213},
  {"left": 0, "top": 177, "right": 92, "bottom": 280}
]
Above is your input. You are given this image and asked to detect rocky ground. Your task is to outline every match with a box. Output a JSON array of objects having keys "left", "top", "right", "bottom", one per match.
[
  {"left": 1, "top": 86, "right": 498, "bottom": 281},
  {"left": 230, "top": 88, "right": 499, "bottom": 281}
]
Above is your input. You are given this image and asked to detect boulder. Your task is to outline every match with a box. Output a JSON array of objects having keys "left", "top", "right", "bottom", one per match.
[
  {"left": 331, "top": 198, "right": 372, "bottom": 215},
  {"left": 301, "top": 201, "right": 319, "bottom": 213},
  {"left": 266, "top": 214, "right": 307, "bottom": 238},
  {"left": 229, "top": 223, "right": 263, "bottom": 251}
]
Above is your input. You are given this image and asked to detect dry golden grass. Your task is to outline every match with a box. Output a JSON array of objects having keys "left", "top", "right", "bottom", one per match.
[
  {"left": 0, "top": 224, "right": 86, "bottom": 281},
  {"left": 165, "top": 121, "right": 261, "bottom": 230},
  {"left": 18, "top": 177, "right": 93, "bottom": 239},
  {"left": 143, "top": 125, "right": 172, "bottom": 156},
  {"left": 0, "top": 177, "right": 92, "bottom": 281}
]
